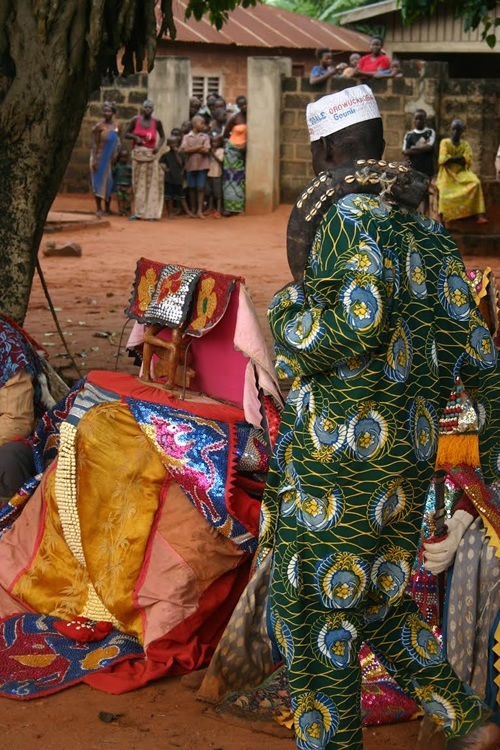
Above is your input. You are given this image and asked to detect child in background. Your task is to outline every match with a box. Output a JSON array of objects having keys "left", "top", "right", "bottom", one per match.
[
  {"left": 402, "top": 109, "right": 436, "bottom": 215},
  {"left": 180, "top": 115, "right": 211, "bottom": 219},
  {"left": 205, "top": 134, "right": 224, "bottom": 218},
  {"left": 113, "top": 149, "right": 133, "bottom": 216},
  {"left": 159, "top": 135, "right": 192, "bottom": 218}
]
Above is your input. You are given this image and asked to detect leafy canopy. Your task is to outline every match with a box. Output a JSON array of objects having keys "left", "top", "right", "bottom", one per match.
[{"left": 263, "top": 0, "right": 499, "bottom": 47}]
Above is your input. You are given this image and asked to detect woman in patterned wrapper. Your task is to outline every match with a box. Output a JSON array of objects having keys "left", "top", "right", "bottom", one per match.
[
  {"left": 90, "top": 101, "right": 120, "bottom": 216},
  {"left": 222, "top": 95, "right": 247, "bottom": 216},
  {"left": 436, "top": 119, "right": 488, "bottom": 225}
]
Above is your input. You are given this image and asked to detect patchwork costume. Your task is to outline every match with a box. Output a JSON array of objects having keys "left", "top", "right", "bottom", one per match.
[
  {"left": 256, "top": 87, "right": 496, "bottom": 750},
  {"left": 0, "top": 265, "right": 283, "bottom": 700}
]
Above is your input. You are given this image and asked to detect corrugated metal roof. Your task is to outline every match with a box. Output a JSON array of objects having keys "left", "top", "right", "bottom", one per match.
[{"left": 168, "top": 0, "right": 371, "bottom": 51}]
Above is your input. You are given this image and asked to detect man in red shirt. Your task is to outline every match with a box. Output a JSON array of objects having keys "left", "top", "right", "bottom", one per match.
[{"left": 357, "top": 35, "right": 391, "bottom": 77}]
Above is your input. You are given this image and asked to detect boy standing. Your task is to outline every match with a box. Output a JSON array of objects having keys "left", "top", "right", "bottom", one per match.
[
  {"left": 402, "top": 109, "right": 436, "bottom": 178},
  {"left": 403, "top": 109, "right": 436, "bottom": 214},
  {"left": 180, "top": 115, "right": 211, "bottom": 219},
  {"left": 159, "top": 136, "right": 192, "bottom": 218},
  {"left": 205, "top": 134, "right": 224, "bottom": 218}
]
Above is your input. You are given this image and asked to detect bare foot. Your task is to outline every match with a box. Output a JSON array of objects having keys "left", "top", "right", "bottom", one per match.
[
  {"left": 476, "top": 216, "right": 488, "bottom": 224},
  {"left": 197, "top": 213, "right": 206, "bottom": 220}
]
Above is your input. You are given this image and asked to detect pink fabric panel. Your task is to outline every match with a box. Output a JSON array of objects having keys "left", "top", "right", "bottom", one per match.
[
  {"left": 135, "top": 530, "right": 199, "bottom": 650},
  {"left": 153, "top": 288, "right": 247, "bottom": 407},
  {"left": 0, "top": 482, "right": 45, "bottom": 616},
  {"left": 0, "top": 586, "right": 30, "bottom": 619}
]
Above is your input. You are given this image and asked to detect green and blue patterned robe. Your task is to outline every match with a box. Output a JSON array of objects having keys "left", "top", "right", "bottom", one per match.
[{"left": 258, "top": 194, "right": 496, "bottom": 750}]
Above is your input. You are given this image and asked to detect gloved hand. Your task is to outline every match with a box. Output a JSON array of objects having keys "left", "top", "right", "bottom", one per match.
[{"left": 423, "top": 509, "right": 474, "bottom": 575}]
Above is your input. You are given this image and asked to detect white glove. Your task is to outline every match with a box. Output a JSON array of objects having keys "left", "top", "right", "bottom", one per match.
[{"left": 423, "top": 509, "right": 475, "bottom": 575}]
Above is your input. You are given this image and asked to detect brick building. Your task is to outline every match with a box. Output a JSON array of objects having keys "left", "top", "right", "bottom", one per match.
[{"left": 157, "top": 0, "right": 370, "bottom": 104}]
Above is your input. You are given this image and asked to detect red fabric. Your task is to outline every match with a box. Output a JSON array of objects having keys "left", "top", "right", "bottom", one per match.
[
  {"left": 454, "top": 492, "right": 479, "bottom": 518},
  {"left": 226, "top": 483, "right": 261, "bottom": 539},
  {"left": 358, "top": 53, "right": 391, "bottom": 73},
  {"left": 53, "top": 617, "right": 113, "bottom": 643},
  {"left": 87, "top": 371, "right": 245, "bottom": 424},
  {"left": 132, "top": 117, "right": 157, "bottom": 149},
  {"left": 83, "top": 555, "right": 252, "bottom": 693}
]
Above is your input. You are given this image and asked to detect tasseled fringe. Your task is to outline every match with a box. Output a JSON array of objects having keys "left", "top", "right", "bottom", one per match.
[{"left": 435, "top": 432, "right": 480, "bottom": 470}]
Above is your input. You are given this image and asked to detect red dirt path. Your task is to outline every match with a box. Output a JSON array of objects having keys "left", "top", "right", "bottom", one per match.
[{"left": 4, "top": 194, "right": 495, "bottom": 749}]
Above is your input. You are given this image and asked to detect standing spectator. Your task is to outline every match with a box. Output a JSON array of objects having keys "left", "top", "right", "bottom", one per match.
[
  {"left": 389, "top": 59, "right": 404, "bottom": 77},
  {"left": 222, "top": 95, "right": 247, "bottom": 215},
  {"left": 159, "top": 135, "right": 192, "bottom": 218},
  {"left": 357, "top": 36, "right": 391, "bottom": 78},
  {"left": 189, "top": 97, "right": 202, "bottom": 119},
  {"left": 112, "top": 149, "right": 133, "bottom": 217},
  {"left": 210, "top": 97, "right": 228, "bottom": 135},
  {"left": 403, "top": 110, "right": 436, "bottom": 178},
  {"left": 199, "top": 93, "right": 219, "bottom": 126},
  {"left": 403, "top": 109, "right": 436, "bottom": 214},
  {"left": 205, "top": 134, "right": 224, "bottom": 218},
  {"left": 341, "top": 52, "right": 361, "bottom": 78},
  {"left": 90, "top": 101, "right": 120, "bottom": 216},
  {"left": 309, "top": 48, "right": 337, "bottom": 85},
  {"left": 180, "top": 114, "right": 211, "bottom": 219},
  {"left": 124, "top": 99, "right": 165, "bottom": 221},
  {"left": 436, "top": 118, "right": 488, "bottom": 224}
]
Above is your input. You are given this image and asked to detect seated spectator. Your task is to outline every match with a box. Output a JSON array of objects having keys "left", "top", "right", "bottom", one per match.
[
  {"left": 309, "top": 48, "right": 337, "bottom": 85},
  {"left": 0, "top": 314, "right": 55, "bottom": 447},
  {"left": 0, "top": 314, "right": 60, "bottom": 504},
  {"left": 436, "top": 118, "right": 488, "bottom": 224},
  {"left": 357, "top": 36, "right": 391, "bottom": 78}
]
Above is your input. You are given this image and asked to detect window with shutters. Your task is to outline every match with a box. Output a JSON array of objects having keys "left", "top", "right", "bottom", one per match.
[{"left": 191, "top": 75, "right": 222, "bottom": 101}]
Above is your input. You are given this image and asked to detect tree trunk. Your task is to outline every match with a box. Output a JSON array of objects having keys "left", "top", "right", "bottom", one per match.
[{"left": 0, "top": 0, "right": 101, "bottom": 323}]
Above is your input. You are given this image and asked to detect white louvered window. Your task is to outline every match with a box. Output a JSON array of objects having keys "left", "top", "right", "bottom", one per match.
[{"left": 191, "top": 75, "right": 222, "bottom": 100}]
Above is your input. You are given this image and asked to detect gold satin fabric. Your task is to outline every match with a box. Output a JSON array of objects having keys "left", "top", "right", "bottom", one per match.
[{"left": 13, "top": 402, "right": 166, "bottom": 640}]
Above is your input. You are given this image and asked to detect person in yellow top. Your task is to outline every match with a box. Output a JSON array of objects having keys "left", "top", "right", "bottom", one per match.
[{"left": 436, "top": 119, "right": 487, "bottom": 224}]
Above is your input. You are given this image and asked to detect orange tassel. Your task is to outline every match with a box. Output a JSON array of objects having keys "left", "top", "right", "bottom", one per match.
[{"left": 435, "top": 432, "right": 480, "bottom": 470}]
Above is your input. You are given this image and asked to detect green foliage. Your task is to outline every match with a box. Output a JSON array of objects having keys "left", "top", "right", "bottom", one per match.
[
  {"left": 103, "top": 0, "right": 260, "bottom": 76},
  {"left": 318, "top": 0, "right": 376, "bottom": 22},
  {"left": 184, "top": 0, "right": 260, "bottom": 29},
  {"left": 264, "top": 0, "right": 373, "bottom": 19},
  {"left": 400, "top": 0, "right": 498, "bottom": 46},
  {"left": 264, "top": 0, "right": 498, "bottom": 47}
]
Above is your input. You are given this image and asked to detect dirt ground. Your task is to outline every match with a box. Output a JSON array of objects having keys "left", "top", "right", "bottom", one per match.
[{"left": 4, "top": 195, "right": 496, "bottom": 749}]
